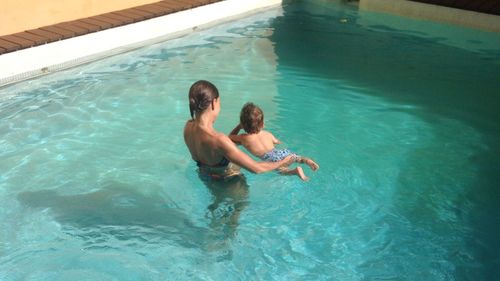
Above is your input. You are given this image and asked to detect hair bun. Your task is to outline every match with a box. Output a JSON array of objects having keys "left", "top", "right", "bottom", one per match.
[{"left": 188, "top": 80, "right": 220, "bottom": 118}]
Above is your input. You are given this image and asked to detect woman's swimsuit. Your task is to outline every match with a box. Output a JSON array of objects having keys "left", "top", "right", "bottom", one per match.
[
  {"left": 196, "top": 156, "right": 230, "bottom": 168},
  {"left": 196, "top": 156, "right": 242, "bottom": 180},
  {"left": 260, "top": 148, "right": 298, "bottom": 162}
]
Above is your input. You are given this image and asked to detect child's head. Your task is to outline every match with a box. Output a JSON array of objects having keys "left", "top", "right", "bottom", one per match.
[{"left": 240, "top": 102, "right": 264, "bottom": 134}]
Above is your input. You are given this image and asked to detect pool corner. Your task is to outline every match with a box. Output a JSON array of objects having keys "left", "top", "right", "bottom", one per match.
[{"left": 0, "top": 0, "right": 282, "bottom": 88}]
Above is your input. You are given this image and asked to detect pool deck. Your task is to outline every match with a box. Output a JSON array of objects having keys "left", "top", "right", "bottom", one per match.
[
  {"left": 0, "top": 0, "right": 282, "bottom": 87},
  {"left": 0, "top": 1, "right": 222, "bottom": 55}
]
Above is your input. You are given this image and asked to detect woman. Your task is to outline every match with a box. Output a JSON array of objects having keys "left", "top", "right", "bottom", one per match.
[{"left": 184, "top": 80, "right": 292, "bottom": 179}]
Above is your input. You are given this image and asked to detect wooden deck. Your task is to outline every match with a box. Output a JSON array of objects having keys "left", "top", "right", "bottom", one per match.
[
  {"left": 411, "top": 0, "right": 499, "bottom": 15},
  {"left": 0, "top": 0, "right": 222, "bottom": 55}
]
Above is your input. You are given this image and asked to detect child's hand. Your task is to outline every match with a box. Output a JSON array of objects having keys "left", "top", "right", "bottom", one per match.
[{"left": 229, "top": 123, "right": 243, "bottom": 136}]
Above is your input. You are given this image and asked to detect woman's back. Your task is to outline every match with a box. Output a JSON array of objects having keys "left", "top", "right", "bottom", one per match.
[{"left": 184, "top": 120, "right": 227, "bottom": 167}]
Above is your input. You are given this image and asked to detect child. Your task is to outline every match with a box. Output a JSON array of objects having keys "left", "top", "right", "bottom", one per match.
[{"left": 229, "top": 102, "right": 319, "bottom": 181}]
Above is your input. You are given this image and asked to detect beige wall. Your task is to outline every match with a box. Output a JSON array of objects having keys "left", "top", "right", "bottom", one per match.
[{"left": 1, "top": 0, "right": 160, "bottom": 36}]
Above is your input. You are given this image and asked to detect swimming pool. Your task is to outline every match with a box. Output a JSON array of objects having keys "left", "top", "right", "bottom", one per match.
[{"left": 1, "top": 1, "right": 499, "bottom": 280}]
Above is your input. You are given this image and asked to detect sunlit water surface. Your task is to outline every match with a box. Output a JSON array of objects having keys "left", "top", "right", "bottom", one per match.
[{"left": 1, "top": 2, "right": 499, "bottom": 280}]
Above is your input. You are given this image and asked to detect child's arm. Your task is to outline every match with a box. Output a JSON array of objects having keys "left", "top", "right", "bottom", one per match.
[
  {"left": 229, "top": 123, "right": 242, "bottom": 136},
  {"left": 229, "top": 123, "right": 244, "bottom": 144},
  {"left": 270, "top": 132, "right": 281, "bottom": 145}
]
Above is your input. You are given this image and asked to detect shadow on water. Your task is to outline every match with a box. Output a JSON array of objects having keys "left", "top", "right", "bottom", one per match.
[
  {"left": 17, "top": 182, "right": 208, "bottom": 250},
  {"left": 271, "top": 1, "right": 500, "bottom": 279},
  {"left": 17, "top": 176, "right": 249, "bottom": 261}
]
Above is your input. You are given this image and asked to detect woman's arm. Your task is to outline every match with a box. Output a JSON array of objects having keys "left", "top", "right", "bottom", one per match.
[{"left": 218, "top": 134, "right": 292, "bottom": 173}]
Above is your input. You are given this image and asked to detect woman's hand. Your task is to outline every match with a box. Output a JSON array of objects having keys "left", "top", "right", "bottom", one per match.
[
  {"left": 220, "top": 134, "right": 292, "bottom": 174},
  {"left": 280, "top": 154, "right": 295, "bottom": 167}
]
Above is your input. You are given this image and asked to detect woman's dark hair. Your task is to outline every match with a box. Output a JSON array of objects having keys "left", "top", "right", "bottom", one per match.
[
  {"left": 240, "top": 102, "right": 264, "bottom": 134},
  {"left": 189, "top": 80, "right": 219, "bottom": 119}
]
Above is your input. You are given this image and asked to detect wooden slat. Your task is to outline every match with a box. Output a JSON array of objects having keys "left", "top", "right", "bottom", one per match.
[
  {"left": 0, "top": 38, "right": 22, "bottom": 53},
  {"left": 39, "top": 26, "right": 76, "bottom": 39},
  {"left": 116, "top": 9, "right": 153, "bottom": 21},
  {"left": 159, "top": 0, "right": 191, "bottom": 10},
  {"left": 134, "top": 4, "right": 169, "bottom": 17},
  {"left": 68, "top": 20, "right": 102, "bottom": 33},
  {"left": 26, "top": 28, "right": 64, "bottom": 41},
  {"left": 54, "top": 23, "right": 88, "bottom": 36},
  {"left": 179, "top": 0, "right": 205, "bottom": 7},
  {"left": 106, "top": 11, "right": 138, "bottom": 23},
  {"left": 129, "top": 8, "right": 158, "bottom": 19},
  {"left": 173, "top": 0, "right": 197, "bottom": 9},
  {"left": 91, "top": 15, "right": 125, "bottom": 26},
  {"left": 151, "top": 3, "right": 176, "bottom": 14},
  {"left": 154, "top": 1, "right": 183, "bottom": 12},
  {"left": 1, "top": 34, "right": 36, "bottom": 48},
  {"left": 79, "top": 17, "right": 115, "bottom": 29},
  {"left": 11, "top": 32, "right": 48, "bottom": 45}
]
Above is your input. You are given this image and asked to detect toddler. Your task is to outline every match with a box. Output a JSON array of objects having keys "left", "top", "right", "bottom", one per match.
[{"left": 229, "top": 102, "right": 319, "bottom": 181}]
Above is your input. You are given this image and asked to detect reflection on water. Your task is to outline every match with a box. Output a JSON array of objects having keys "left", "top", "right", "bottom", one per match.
[{"left": 271, "top": 1, "right": 500, "bottom": 279}]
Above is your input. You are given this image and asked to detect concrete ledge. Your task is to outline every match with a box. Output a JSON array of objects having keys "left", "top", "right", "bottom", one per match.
[
  {"left": 359, "top": 0, "right": 500, "bottom": 33},
  {"left": 0, "top": 0, "right": 282, "bottom": 87}
]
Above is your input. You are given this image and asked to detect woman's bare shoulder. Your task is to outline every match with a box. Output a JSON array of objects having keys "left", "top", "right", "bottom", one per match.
[
  {"left": 215, "top": 131, "right": 231, "bottom": 142},
  {"left": 214, "top": 132, "right": 237, "bottom": 149},
  {"left": 184, "top": 120, "right": 193, "bottom": 132}
]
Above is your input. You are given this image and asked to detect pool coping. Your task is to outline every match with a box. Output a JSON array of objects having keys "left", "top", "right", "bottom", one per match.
[{"left": 0, "top": 0, "right": 282, "bottom": 87}]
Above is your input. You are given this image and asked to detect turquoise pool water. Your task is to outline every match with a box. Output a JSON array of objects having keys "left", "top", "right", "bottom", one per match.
[{"left": 1, "top": 1, "right": 499, "bottom": 280}]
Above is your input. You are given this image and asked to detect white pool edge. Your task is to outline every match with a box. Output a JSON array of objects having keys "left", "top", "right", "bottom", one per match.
[{"left": 0, "top": 0, "right": 283, "bottom": 87}]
